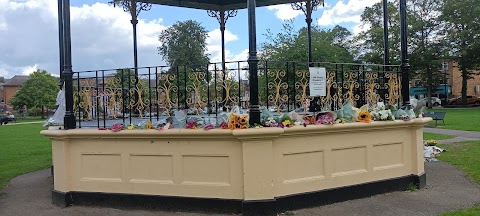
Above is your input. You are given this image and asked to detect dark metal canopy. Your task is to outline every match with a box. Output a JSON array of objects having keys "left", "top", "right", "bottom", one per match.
[{"left": 140, "top": 0, "right": 301, "bottom": 10}]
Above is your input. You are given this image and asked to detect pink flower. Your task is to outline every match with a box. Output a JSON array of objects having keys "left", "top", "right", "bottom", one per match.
[
  {"left": 220, "top": 121, "right": 229, "bottom": 129},
  {"left": 203, "top": 124, "right": 215, "bottom": 130},
  {"left": 316, "top": 114, "right": 334, "bottom": 125},
  {"left": 186, "top": 119, "right": 199, "bottom": 129},
  {"left": 110, "top": 123, "right": 123, "bottom": 132}
]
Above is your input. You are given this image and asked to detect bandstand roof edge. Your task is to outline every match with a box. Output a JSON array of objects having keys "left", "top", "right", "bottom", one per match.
[{"left": 139, "top": 0, "right": 304, "bottom": 10}]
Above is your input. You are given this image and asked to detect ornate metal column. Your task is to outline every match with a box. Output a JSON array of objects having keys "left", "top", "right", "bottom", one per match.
[
  {"left": 383, "top": 0, "right": 390, "bottom": 65},
  {"left": 61, "top": 0, "right": 75, "bottom": 129},
  {"left": 399, "top": 0, "right": 410, "bottom": 106},
  {"left": 110, "top": 0, "right": 151, "bottom": 77},
  {"left": 247, "top": 0, "right": 260, "bottom": 125},
  {"left": 291, "top": 0, "right": 324, "bottom": 64},
  {"left": 57, "top": 0, "right": 64, "bottom": 89},
  {"left": 207, "top": 9, "right": 237, "bottom": 104}
]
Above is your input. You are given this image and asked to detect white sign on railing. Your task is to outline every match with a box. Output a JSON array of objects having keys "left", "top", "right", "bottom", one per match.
[{"left": 309, "top": 67, "right": 327, "bottom": 97}]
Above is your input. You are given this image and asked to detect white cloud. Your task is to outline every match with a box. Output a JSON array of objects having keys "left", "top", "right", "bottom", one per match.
[
  {"left": 0, "top": 0, "right": 166, "bottom": 78},
  {"left": 206, "top": 28, "right": 239, "bottom": 62},
  {"left": 21, "top": 64, "right": 39, "bottom": 75},
  {"left": 267, "top": 4, "right": 303, "bottom": 21},
  {"left": 317, "top": 0, "right": 378, "bottom": 26},
  {"left": 353, "top": 23, "right": 371, "bottom": 35}
]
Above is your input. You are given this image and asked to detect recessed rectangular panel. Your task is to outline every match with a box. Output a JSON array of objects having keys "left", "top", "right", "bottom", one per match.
[
  {"left": 81, "top": 154, "right": 122, "bottom": 181},
  {"left": 331, "top": 147, "right": 367, "bottom": 177},
  {"left": 129, "top": 155, "right": 173, "bottom": 183},
  {"left": 182, "top": 155, "right": 230, "bottom": 185},
  {"left": 372, "top": 143, "right": 404, "bottom": 170},
  {"left": 283, "top": 151, "right": 325, "bottom": 183}
]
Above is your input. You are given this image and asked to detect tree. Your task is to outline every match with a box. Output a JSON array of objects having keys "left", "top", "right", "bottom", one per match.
[
  {"left": 408, "top": 0, "right": 445, "bottom": 108},
  {"left": 158, "top": 20, "right": 210, "bottom": 69},
  {"left": 356, "top": 1, "right": 447, "bottom": 108},
  {"left": 262, "top": 21, "right": 355, "bottom": 64},
  {"left": 354, "top": 2, "right": 401, "bottom": 64},
  {"left": 441, "top": 0, "right": 480, "bottom": 105},
  {"left": 10, "top": 70, "right": 59, "bottom": 119}
]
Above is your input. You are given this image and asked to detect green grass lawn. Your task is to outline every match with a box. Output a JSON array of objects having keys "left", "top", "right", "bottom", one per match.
[
  {"left": 437, "top": 141, "right": 480, "bottom": 216},
  {"left": 427, "top": 108, "right": 480, "bottom": 131},
  {"left": 437, "top": 141, "right": 480, "bottom": 184},
  {"left": 0, "top": 123, "right": 51, "bottom": 190},
  {"left": 442, "top": 206, "right": 480, "bottom": 216},
  {"left": 423, "top": 132, "right": 455, "bottom": 140}
]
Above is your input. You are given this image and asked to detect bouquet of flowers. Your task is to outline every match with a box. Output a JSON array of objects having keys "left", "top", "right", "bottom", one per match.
[
  {"left": 228, "top": 113, "right": 249, "bottom": 129},
  {"left": 370, "top": 102, "right": 395, "bottom": 121}
]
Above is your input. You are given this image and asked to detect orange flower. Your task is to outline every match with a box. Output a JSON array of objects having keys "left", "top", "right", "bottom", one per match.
[{"left": 358, "top": 111, "right": 371, "bottom": 123}]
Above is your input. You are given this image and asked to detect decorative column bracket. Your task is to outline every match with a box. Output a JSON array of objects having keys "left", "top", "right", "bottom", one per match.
[{"left": 291, "top": 0, "right": 324, "bottom": 64}]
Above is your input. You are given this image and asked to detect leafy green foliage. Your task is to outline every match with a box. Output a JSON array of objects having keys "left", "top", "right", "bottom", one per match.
[
  {"left": 262, "top": 20, "right": 355, "bottom": 64},
  {"left": 441, "top": 0, "right": 480, "bottom": 104},
  {"left": 158, "top": 20, "right": 210, "bottom": 69},
  {"left": 10, "top": 70, "right": 59, "bottom": 118}
]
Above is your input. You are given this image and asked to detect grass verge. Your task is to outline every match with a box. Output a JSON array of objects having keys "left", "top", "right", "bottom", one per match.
[
  {"left": 423, "top": 132, "right": 455, "bottom": 140},
  {"left": 441, "top": 206, "right": 480, "bottom": 216},
  {"left": 0, "top": 123, "right": 51, "bottom": 190},
  {"left": 438, "top": 141, "right": 480, "bottom": 215}
]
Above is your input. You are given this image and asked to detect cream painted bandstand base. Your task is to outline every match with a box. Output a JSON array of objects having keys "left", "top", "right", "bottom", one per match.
[{"left": 41, "top": 118, "right": 431, "bottom": 215}]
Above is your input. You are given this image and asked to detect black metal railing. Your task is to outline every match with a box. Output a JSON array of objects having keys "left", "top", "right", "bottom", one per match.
[{"left": 72, "top": 61, "right": 402, "bottom": 128}]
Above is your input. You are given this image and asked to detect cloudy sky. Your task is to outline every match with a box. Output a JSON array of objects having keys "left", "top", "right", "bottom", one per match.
[{"left": 0, "top": 0, "right": 380, "bottom": 78}]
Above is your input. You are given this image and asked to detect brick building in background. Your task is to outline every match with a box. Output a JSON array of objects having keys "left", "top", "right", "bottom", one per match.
[
  {"left": 448, "top": 61, "right": 480, "bottom": 98},
  {"left": 0, "top": 75, "right": 29, "bottom": 107}
]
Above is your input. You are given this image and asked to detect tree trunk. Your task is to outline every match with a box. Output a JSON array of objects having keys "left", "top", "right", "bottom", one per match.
[
  {"left": 461, "top": 68, "right": 468, "bottom": 105},
  {"left": 41, "top": 106, "right": 45, "bottom": 119},
  {"left": 427, "top": 66, "right": 433, "bottom": 109}
]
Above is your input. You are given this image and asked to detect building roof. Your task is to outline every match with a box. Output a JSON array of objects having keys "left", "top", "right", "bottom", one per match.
[
  {"left": 140, "top": 0, "right": 302, "bottom": 10},
  {"left": 3, "top": 75, "right": 29, "bottom": 87}
]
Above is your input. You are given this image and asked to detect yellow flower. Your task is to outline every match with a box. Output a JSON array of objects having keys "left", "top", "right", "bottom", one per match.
[
  {"left": 282, "top": 120, "right": 292, "bottom": 127},
  {"left": 146, "top": 122, "right": 153, "bottom": 129},
  {"left": 127, "top": 124, "right": 134, "bottom": 130}
]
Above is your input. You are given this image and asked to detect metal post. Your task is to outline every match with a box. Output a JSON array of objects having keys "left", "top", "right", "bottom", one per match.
[
  {"left": 247, "top": 0, "right": 260, "bottom": 125},
  {"left": 57, "top": 0, "right": 64, "bottom": 89},
  {"left": 383, "top": 0, "right": 390, "bottom": 66},
  {"left": 306, "top": 0, "right": 313, "bottom": 65},
  {"left": 62, "top": 0, "right": 76, "bottom": 129},
  {"left": 399, "top": 0, "right": 410, "bottom": 107},
  {"left": 220, "top": 11, "right": 226, "bottom": 102},
  {"left": 207, "top": 9, "right": 237, "bottom": 108}
]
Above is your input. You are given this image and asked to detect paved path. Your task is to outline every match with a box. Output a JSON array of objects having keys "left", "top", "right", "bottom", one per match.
[
  {"left": 0, "top": 121, "right": 43, "bottom": 126},
  {"left": 424, "top": 128, "right": 480, "bottom": 144},
  {"left": 1, "top": 162, "right": 479, "bottom": 216}
]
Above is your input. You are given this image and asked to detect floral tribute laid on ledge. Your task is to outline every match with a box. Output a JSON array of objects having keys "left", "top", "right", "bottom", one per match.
[{"left": 96, "top": 101, "right": 426, "bottom": 133}]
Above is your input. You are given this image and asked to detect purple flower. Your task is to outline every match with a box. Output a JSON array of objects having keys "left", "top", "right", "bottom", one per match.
[{"left": 277, "top": 122, "right": 285, "bottom": 128}]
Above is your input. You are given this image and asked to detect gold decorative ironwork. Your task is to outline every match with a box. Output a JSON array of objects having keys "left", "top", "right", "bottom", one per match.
[
  {"left": 385, "top": 72, "right": 402, "bottom": 105},
  {"left": 343, "top": 71, "right": 360, "bottom": 105},
  {"left": 186, "top": 72, "right": 208, "bottom": 115},
  {"left": 103, "top": 77, "right": 123, "bottom": 119},
  {"left": 320, "top": 71, "right": 338, "bottom": 111},
  {"left": 216, "top": 71, "right": 239, "bottom": 111},
  {"left": 78, "top": 79, "right": 95, "bottom": 121},
  {"left": 127, "top": 76, "right": 150, "bottom": 118},
  {"left": 157, "top": 73, "right": 178, "bottom": 116},
  {"left": 365, "top": 72, "right": 381, "bottom": 108},
  {"left": 295, "top": 70, "right": 312, "bottom": 112},
  {"left": 267, "top": 70, "right": 288, "bottom": 113}
]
